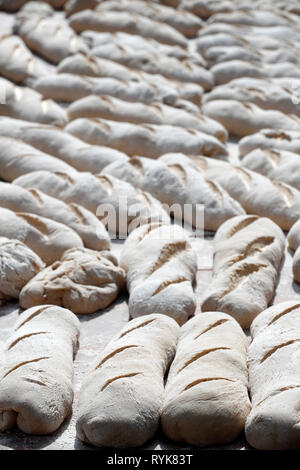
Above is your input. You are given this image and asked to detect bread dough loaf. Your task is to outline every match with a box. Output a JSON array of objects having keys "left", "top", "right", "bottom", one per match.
[
  {"left": 0, "top": 181, "right": 110, "bottom": 251},
  {"left": 102, "top": 156, "right": 245, "bottom": 231},
  {"left": 246, "top": 301, "right": 300, "bottom": 449},
  {"left": 0, "top": 237, "right": 44, "bottom": 305},
  {"left": 65, "top": 118, "right": 228, "bottom": 159},
  {"left": 239, "top": 129, "right": 300, "bottom": 158},
  {"left": 20, "top": 248, "right": 125, "bottom": 314},
  {"left": 0, "top": 207, "right": 83, "bottom": 265},
  {"left": 161, "top": 311, "right": 250, "bottom": 446},
  {"left": 201, "top": 215, "right": 285, "bottom": 329},
  {"left": 0, "top": 305, "right": 79, "bottom": 434},
  {"left": 69, "top": 9, "right": 187, "bottom": 47},
  {"left": 13, "top": 170, "right": 170, "bottom": 237},
  {"left": 67, "top": 94, "right": 227, "bottom": 142},
  {"left": 0, "top": 117, "right": 128, "bottom": 174},
  {"left": 0, "top": 77, "right": 67, "bottom": 126},
  {"left": 76, "top": 313, "right": 179, "bottom": 447},
  {"left": 120, "top": 223, "right": 197, "bottom": 325}
]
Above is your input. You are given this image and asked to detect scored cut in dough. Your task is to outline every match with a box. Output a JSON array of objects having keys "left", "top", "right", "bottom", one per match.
[
  {"left": 0, "top": 305, "right": 80, "bottom": 435},
  {"left": 161, "top": 311, "right": 250, "bottom": 446},
  {"left": 120, "top": 223, "right": 197, "bottom": 325},
  {"left": 76, "top": 313, "right": 179, "bottom": 448},
  {"left": 0, "top": 237, "right": 45, "bottom": 305},
  {"left": 246, "top": 301, "right": 300, "bottom": 449},
  {"left": 20, "top": 247, "right": 126, "bottom": 314},
  {"left": 201, "top": 215, "right": 285, "bottom": 329},
  {"left": 239, "top": 128, "right": 300, "bottom": 157}
]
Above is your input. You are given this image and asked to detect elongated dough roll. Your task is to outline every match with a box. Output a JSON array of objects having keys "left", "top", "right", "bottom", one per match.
[
  {"left": 67, "top": 95, "right": 227, "bottom": 142},
  {"left": 179, "top": 0, "right": 233, "bottom": 19},
  {"left": 0, "top": 77, "right": 67, "bottom": 126},
  {"left": 64, "top": 0, "right": 98, "bottom": 17},
  {"left": 246, "top": 301, "right": 300, "bottom": 449},
  {"left": 0, "top": 117, "right": 128, "bottom": 174},
  {"left": 65, "top": 118, "right": 228, "bottom": 159},
  {"left": 15, "top": 12, "right": 88, "bottom": 64},
  {"left": 203, "top": 45, "right": 261, "bottom": 67},
  {"left": 0, "top": 305, "right": 79, "bottom": 435},
  {"left": 202, "top": 99, "right": 300, "bottom": 137},
  {"left": 69, "top": 9, "right": 187, "bottom": 47},
  {"left": 0, "top": 137, "right": 75, "bottom": 181},
  {"left": 13, "top": 171, "right": 170, "bottom": 237},
  {"left": 0, "top": 237, "right": 44, "bottom": 305},
  {"left": 97, "top": 0, "right": 203, "bottom": 37},
  {"left": 241, "top": 148, "right": 300, "bottom": 191},
  {"left": 76, "top": 313, "right": 179, "bottom": 448},
  {"left": 161, "top": 312, "right": 250, "bottom": 446},
  {"left": 287, "top": 220, "right": 300, "bottom": 283},
  {"left": 0, "top": 34, "right": 53, "bottom": 85},
  {"left": 102, "top": 156, "right": 244, "bottom": 231},
  {"left": 0, "top": 0, "right": 67, "bottom": 9},
  {"left": 91, "top": 43, "right": 212, "bottom": 89},
  {"left": 239, "top": 129, "right": 300, "bottom": 158},
  {"left": 20, "top": 248, "right": 125, "bottom": 314},
  {"left": 120, "top": 223, "right": 197, "bottom": 325},
  {"left": 0, "top": 207, "right": 83, "bottom": 265},
  {"left": 201, "top": 215, "right": 285, "bottom": 328},
  {"left": 0, "top": 182, "right": 110, "bottom": 251}
]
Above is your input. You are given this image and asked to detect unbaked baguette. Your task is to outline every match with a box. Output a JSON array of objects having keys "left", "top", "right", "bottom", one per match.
[
  {"left": 15, "top": 12, "right": 88, "bottom": 64},
  {"left": 0, "top": 181, "right": 110, "bottom": 251},
  {"left": 0, "top": 34, "right": 53, "bottom": 85},
  {"left": 0, "top": 237, "right": 44, "bottom": 305},
  {"left": 161, "top": 311, "right": 250, "bottom": 446},
  {"left": 245, "top": 301, "right": 300, "bottom": 449},
  {"left": 203, "top": 45, "right": 261, "bottom": 68},
  {"left": 69, "top": 9, "right": 187, "bottom": 47},
  {"left": 76, "top": 313, "right": 179, "bottom": 448},
  {"left": 239, "top": 129, "right": 300, "bottom": 158},
  {"left": 65, "top": 118, "right": 228, "bottom": 159},
  {"left": 0, "top": 305, "right": 79, "bottom": 435},
  {"left": 97, "top": 0, "right": 203, "bottom": 37},
  {"left": 179, "top": 0, "right": 234, "bottom": 18},
  {"left": 120, "top": 223, "right": 197, "bottom": 325},
  {"left": 241, "top": 148, "right": 300, "bottom": 191},
  {"left": 0, "top": 207, "right": 83, "bottom": 265},
  {"left": 0, "top": 117, "right": 128, "bottom": 174},
  {"left": 207, "top": 9, "right": 295, "bottom": 26},
  {"left": 287, "top": 221, "right": 300, "bottom": 284},
  {"left": 0, "top": 0, "right": 68, "bottom": 9},
  {"left": 0, "top": 136, "right": 76, "bottom": 181},
  {"left": 202, "top": 99, "right": 300, "bottom": 137},
  {"left": 20, "top": 248, "right": 125, "bottom": 314},
  {"left": 102, "top": 156, "right": 245, "bottom": 231},
  {"left": 64, "top": 0, "right": 98, "bottom": 17},
  {"left": 0, "top": 77, "right": 67, "bottom": 126},
  {"left": 67, "top": 95, "right": 227, "bottom": 142},
  {"left": 13, "top": 171, "right": 170, "bottom": 237},
  {"left": 201, "top": 215, "right": 285, "bottom": 328},
  {"left": 90, "top": 42, "right": 213, "bottom": 89}
]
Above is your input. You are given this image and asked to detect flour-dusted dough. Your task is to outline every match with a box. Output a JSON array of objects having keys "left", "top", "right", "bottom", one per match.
[
  {"left": 239, "top": 129, "right": 300, "bottom": 158},
  {"left": 0, "top": 237, "right": 44, "bottom": 305},
  {"left": 0, "top": 117, "right": 128, "bottom": 173},
  {"left": 245, "top": 301, "right": 300, "bottom": 449},
  {"left": 69, "top": 9, "right": 187, "bottom": 47},
  {"left": 0, "top": 78, "right": 67, "bottom": 126},
  {"left": 120, "top": 223, "right": 197, "bottom": 325},
  {"left": 0, "top": 0, "right": 68, "bottom": 9},
  {"left": 76, "top": 313, "right": 179, "bottom": 447},
  {"left": 0, "top": 136, "right": 75, "bottom": 181},
  {"left": 0, "top": 207, "right": 83, "bottom": 265},
  {"left": 241, "top": 148, "right": 300, "bottom": 191},
  {"left": 67, "top": 95, "right": 227, "bottom": 142},
  {"left": 179, "top": 0, "right": 234, "bottom": 18},
  {"left": 97, "top": 0, "right": 203, "bottom": 37},
  {"left": 201, "top": 215, "right": 285, "bottom": 329},
  {"left": 0, "top": 34, "right": 53, "bottom": 85},
  {"left": 202, "top": 99, "right": 300, "bottom": 137},
  {"left": 64, "top": 0, "right": 98, "bottom": 17},
  {"left": 20, "top": 248, "right": 125, "bottom": 314},
  {"left": 102, "top": 156, "right": 244, "bottom": 231},
  {"left": 13, "top": 171, "right": 170, "bottom": 237},
  {"left": 287, "top": 221, "right": 300, "bottom": 283},
  {"left": 0, "top": 305, "right": 79, "bottom": 435},
  {"left": 0, "top": 182, "right": 110, "bottom": 251},
  {"left": 161, "top": 312, "right": 250, "bottom": 446},
  {"left": 65, "top": 118, "right": 228, "bottom": 159},
  {"left": 15, "top": 11, "right": 88, "bottom": 64}
]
